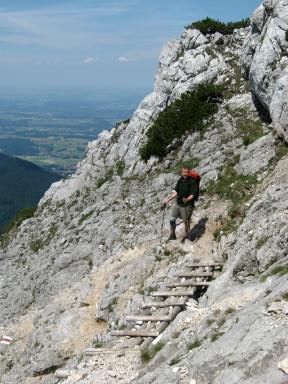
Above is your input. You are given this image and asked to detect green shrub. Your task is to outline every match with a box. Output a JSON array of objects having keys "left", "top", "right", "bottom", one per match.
[
  {"left": 186, "top": 17, "right": 250, "bottom": 35},
  {"left": 92, "top": 341, "right": 103, "bottom": 348},
  {"left": 140, "top": 84, "right": 223, "bottom": 161},
  {"left": 115, "top": 118, "right": 130, "bottom": 128}
]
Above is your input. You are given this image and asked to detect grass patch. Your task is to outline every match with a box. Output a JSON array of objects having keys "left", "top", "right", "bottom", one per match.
[
  {"left": 269, "top": 265, "right": 288, "bottom": 276},
  {"left": 208, "top": 165, "right": 257, "bottom": 240},
  {"left": 115, "top": 160, "right": 125, "bottom": 176},
  {"left": 30, "top": 239, "right": 45, "bottom": 252},
  {"left": 169, "top": 356, "right": 182, "bottom": 366},
  {"left": 186, "top": 17, "right": 250, "bottom": 35},
  {"left": 268, "top": 140, "right": 288, "bottom": 170},
  {"left": 206, "top": 165, "right": 257, "bottom": 202},
  {"left": 217, "top": 317, "right": 226, "bottom": 327},
  {"left": 78, "top": 210, "right": 93, "bottom": 225},
  {"left": 206, "top": 318, "right": 215, "bottom": 326},
  {"left": 224, "top": 307, "right": 235, "bottom": 315},
  {"left": 187, "top": 338, "right": 202, "bottom": 350},
  {"left": 140, "top": 341, "right": 166, "bottom": 363},
  {"left": 260, "top": 265, "right": 288, "bottom": 282},
  {"left": 139, "top": 84, "right": 223, "bottom": 161},
  {"left": 96, "top": 168, "right": 114, "bottom": 188},
  {"left": 108, "top": 297, "right": 118, "bottom": 313},
  {"left": 211, "top": 331, "right": 224, "bottom": 342},
  {"left": 29, "top": 222, "right": 58, "bottom": 252},
  {"left": 236, "top": 114, "right": 265, "bottom": 146},
  {"left": 256, "top": 237, "right": 268, "bottom": 249}
]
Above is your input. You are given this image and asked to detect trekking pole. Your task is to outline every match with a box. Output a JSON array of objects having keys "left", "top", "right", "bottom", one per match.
[{"left": 160, "top": 204, "right": 166, "bottom": 245}]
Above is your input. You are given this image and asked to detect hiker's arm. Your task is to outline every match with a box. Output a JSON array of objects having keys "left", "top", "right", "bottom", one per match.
[
  {"left": 183, "top": 179, "right": 197, "bottom": 203},
  {"left": 164, "top": 190, "right": 177, "bottom": 204},
  {"left": 183, "top": 194, "right": 194, "bottom": 203}
]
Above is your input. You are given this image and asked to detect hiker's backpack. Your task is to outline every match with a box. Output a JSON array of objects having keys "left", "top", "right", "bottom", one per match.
[{"left": 188, "top": 170, "right": 201, "bottom": 201}]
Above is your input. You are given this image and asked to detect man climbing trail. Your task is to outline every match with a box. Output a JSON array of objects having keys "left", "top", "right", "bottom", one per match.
[{"left": 162, "top": 167, "right": 199, "bottom": 243}]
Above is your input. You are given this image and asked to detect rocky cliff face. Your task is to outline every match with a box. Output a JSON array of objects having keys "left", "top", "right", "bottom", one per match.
[
  {"left": 0, "top": 2, "right": 287, "bottom": 383},
  {"left": 241, "top": 0, "right": 288, "bottom": 141}
]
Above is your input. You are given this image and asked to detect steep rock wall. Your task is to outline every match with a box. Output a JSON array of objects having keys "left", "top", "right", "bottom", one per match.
[{"left": 241, "top": 0, "right": 288, "bottom": 141}]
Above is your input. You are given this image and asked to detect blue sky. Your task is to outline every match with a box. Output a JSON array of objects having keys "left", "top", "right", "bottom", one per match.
[{"left": 0, "top": 0, "right": 261, "bottom": 93}]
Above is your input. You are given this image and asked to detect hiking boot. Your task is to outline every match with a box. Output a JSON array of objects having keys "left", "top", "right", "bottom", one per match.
[{"left": 167, "top": 233, "right": 176, "bottom": 241}]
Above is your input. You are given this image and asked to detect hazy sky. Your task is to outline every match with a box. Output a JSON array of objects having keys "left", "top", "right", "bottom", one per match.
[{"left": 0, "top": 0, "right": 261, "bottom": 92}]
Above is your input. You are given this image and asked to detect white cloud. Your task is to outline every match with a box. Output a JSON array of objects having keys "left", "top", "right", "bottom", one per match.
[
  {"left": 118, "top": 56, "right": 128, "bottom": 62},
  {"left": 84, "top": 57, "right": 99, "bottom": 64},
  {"left": 118, "top": 56, "right": 135, "bottom": 62}
]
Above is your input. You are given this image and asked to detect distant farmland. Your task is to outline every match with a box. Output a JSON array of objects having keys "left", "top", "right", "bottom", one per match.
[{"left": 0, "top": 90, "right": 141, "bottom": 174}]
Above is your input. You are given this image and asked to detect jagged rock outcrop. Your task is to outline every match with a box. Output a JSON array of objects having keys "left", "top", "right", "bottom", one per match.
[
  {"left": 0, "top": 2, "right": 287, "bottom": 383},
  {"left": 241, "top": 0, "right": 288, "bottom": 141}
]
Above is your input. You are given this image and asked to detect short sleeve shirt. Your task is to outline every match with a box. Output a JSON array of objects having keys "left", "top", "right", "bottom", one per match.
[{"left": 175, "top": 176, "right": 198, "bottom": 206}]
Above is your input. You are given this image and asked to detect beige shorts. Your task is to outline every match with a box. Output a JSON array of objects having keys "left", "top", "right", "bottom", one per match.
[{"left": 170, "top": 203, "right": 194, "bottom": 222}]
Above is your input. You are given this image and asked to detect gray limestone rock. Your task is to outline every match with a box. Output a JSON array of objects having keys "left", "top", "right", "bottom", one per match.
[{"left": 241, "top": 0, "right": 288, "bottom": 141}]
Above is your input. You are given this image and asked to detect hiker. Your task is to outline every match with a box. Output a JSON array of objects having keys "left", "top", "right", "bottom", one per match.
[{"left": 162, "top": 167, "right": 198, "bottom": 242}]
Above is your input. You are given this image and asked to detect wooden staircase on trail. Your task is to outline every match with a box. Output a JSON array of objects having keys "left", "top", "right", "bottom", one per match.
[{"left": 111, "top": 261, "right": 222, "bottom": 350}]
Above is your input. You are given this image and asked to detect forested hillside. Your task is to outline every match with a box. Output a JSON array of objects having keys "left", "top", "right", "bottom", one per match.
[{"left": 0, "top": 153, "right": 61, "bottom": 231}]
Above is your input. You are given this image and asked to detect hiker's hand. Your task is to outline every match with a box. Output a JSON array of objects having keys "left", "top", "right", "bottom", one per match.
[{"left": 160, "top": 202, "right": 167, "bottom": 211}]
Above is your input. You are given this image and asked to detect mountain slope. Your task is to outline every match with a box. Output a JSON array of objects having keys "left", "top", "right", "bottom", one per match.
[
  {"left": 0, "top": 153, "right": 61, "bottom": 231},
  {"left": 0, "top": 4, "right": 287, "bottom": 384}
]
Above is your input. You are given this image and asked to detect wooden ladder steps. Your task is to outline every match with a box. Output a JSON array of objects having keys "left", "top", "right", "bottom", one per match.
[
  {"left": 111, "top": 330, "right": 159, "bottom": 338},
  {"left": 166, "top": 281, "right": 210, "bottom": 288},
  {"left": 176, "top": 272, "right": 213, "bottom": 278},
  {"left": 142, "top": 301, "right": 186, "bottom": 308},
  {"left": 186, "top": 263, "right": 222, "bottom": 268},
  {"left": 151, "top": 291, "right": 195, "bottom": 297},
  {"left": 126, "top": 315, "right": 171, "bottom": 322}
]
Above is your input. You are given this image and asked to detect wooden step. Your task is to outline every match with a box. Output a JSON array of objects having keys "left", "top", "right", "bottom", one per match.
[
  {"left": 126, "top": 315, "right": 171, "bottom": 322},
  {"left": 186, "top": 263, "right": 222, "bottom": 268},
  {"left": 151, "top": 291, "right": 195, "bottom": 297},
  {"left": 176, "top": 272, "right": 213, "bottom": 278},
  {"left": 166, "top": 281, "right": 210, "bottom": 288},
  {"left": 84, "top": 348, "right": 124, "bottom": 355},
  {"left": 111, "top": 330, "right": 159, "bottom": 337},
  {"left": 142, "top": 301, "right": 186, "bottom": 308}
]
